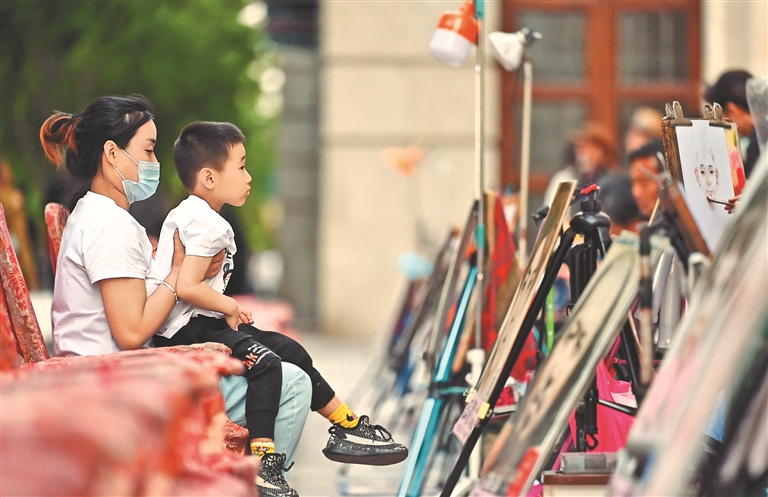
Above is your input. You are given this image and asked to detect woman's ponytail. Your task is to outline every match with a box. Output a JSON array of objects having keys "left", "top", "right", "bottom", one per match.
[
  {"left": 38, "top": 95, "right": 153, "bottom": 211},
  {"left": 39, "top": 113, "right": 81, "bottom": 167}
]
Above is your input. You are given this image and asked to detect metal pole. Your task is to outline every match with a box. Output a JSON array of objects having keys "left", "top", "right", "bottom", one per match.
[
  {"left": 473, "top": 1, "right": 485, "bottom": 352},
  {"left": 468, "top": 3, "right": 487, "bottom": 491},
  {"left": 518, "top": 56, "right": 533, "bottom": 265}
]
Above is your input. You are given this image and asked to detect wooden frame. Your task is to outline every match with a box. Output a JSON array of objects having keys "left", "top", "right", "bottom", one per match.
[
  {"left": 499, "top": 0, "right": 701, "bottom": 190},
  {"left": 661, "top": 101, "right": 744, "bottom": 252}
]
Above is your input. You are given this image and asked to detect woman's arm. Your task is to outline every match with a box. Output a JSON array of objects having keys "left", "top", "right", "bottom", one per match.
[
  {"left": 101, "top": 277, "right": 178, "bottom": 349},
  {"left": 100, "top": 230, "right": 185, "bottom": 350}
]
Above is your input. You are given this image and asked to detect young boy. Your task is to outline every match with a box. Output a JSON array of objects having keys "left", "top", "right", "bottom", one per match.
[{"left": 151, "top": 122, "right": 407, "bottom": 497}]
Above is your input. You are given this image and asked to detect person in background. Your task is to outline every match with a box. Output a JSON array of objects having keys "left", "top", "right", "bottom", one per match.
[
  {"left": 628, "top": 139, "right": 665, "bottom": 221},
  {"left": 624, "top": 106, "right": 664, "bottom": 156},
  {"left": 543, "top": 124, "right": 617, "bottom": 207},
  {"left": 705, "top": 69, "right": 760, "bottom": 179},
  {"left": 0, "top": 159, "right": 39, "bottom": 289},
  {"left": 597, "top": 172, "right": 640, "bottom": 237},
  {"left": 571, "top": 122, "right": 619, "bottom": 187}
]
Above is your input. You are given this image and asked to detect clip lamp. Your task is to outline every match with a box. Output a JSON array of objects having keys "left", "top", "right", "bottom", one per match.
[{"left": 428, "top": 0, "right": 478, "bottom": 67}]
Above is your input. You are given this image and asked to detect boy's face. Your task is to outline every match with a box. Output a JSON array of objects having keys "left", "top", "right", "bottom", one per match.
[
  {"left": 215, "top": 142, "right": 251, "bottom": 207},
  {"left": 694, "top": 148, "right": 719, "bottom": 199}
]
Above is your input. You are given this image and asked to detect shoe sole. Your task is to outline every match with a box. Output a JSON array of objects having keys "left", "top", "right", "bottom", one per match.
[{"left": 322, "top": 448, "right": 409, "bottom": 466}]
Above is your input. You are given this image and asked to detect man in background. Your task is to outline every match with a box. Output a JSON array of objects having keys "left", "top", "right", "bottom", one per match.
[
  {"left": 705, "top": 69, "right": 760, "bottom": 178},
  {"left": 628, "top": 139, "right": 665, "bottom": 221}
]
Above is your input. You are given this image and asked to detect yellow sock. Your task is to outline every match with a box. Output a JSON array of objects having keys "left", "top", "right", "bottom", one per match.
[
  {"left": 328, "top": 403, "right": 359, "bottom": 428},
  {"left": 250, "top": 440, "right": 276, "bottom": 458}
]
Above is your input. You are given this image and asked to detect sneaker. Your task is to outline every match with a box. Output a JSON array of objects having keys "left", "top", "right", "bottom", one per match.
[
  {"left": 255, "top": 452, "right": 298, "bottom": 497},
  {"left": 322, "top": 415, "right": 408, "bottom": 465}
]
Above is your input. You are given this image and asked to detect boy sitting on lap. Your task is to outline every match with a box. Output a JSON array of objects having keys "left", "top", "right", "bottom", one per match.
[{"left": 150, "top": 122, "right": 407, "bottom": 497}]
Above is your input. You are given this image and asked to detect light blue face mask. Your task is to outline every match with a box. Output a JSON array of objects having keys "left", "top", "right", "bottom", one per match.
[{"left": 114, "top": 149, "right": 160, "bottom": 204}]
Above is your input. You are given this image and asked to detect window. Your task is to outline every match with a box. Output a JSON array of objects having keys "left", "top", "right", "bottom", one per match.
[{"left": 499, "top": 0, "right": 701, "bottom": 192}]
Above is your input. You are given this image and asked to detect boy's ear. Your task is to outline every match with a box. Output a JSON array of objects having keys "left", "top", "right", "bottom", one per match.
[{"left": 199, "top": 167, "right": 216, "bottom": 190}]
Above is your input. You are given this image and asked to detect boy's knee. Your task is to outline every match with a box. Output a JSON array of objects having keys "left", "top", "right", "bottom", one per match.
[
  {"left": 240, "top": 341, "right": 281, "bottom": 372},
  {"left": 284, "top": 341, "right": 314, "bottom": 370}
]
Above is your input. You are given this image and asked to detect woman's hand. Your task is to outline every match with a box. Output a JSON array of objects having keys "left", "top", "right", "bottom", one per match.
[
  {"left": 170, "top": 232, "right": 224, "bottom": 280},
  {"left": 102, "top": 277, "right": 177, "bottom": 350},
  {"left": 170, "top": 229, "right": 185, "bottom": 276},
  {"left": 206, "top": 249, "right": 225, "bottom": 279}
]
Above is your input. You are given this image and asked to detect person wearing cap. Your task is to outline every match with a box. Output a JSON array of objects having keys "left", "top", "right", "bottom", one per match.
[
  {"left": 704, "top": 69, "right": 760, "bottom": 179},
  {"left": 544, "top": 122, "right": 618, "bottom": 207}
]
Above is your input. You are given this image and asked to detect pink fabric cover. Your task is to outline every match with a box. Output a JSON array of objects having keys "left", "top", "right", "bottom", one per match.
[
  {"left": 1, "top": 351, "right": 257, "bottom": 496},
  {"left": 0, "top": 205, "right": 49, "bottom": 363},
  {"left": 0, "top": 279, "right": 21, "bottom": 370},
  {"left": 44, "top": 202, "right": 69, "bottom": 276},
  {"left": 567, "top": 360, "right": 635, "bottom": 453}
]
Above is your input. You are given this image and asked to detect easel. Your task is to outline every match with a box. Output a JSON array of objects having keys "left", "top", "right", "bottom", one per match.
[{"left": 441, "top": 185, "right": 646, "bottom": 496}]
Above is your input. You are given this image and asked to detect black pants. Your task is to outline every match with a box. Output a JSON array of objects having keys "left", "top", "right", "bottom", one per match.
[{"left": 154, "top": 316, "right": 336, "bottom": 440}]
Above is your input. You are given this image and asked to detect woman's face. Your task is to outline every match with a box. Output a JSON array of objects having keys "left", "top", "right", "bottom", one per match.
[{"left": 114, "top": 120, "right": 158, "bottom": 181}]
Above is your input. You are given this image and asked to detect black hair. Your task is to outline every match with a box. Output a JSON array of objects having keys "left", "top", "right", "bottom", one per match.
[
  {"left": 704, "top": 69, "right": 753, "bottom": 112},
  {"left": 173, "top": 121, "right": 245, "bottom": 191},
  {"left": 627, "top": 138, "right": 665, "bottom": 172},
  {"left": 598, "top": 172, "right": 639, "bottom": 226},
  {"left": 39, "top": 95, "right": 154, "bottom": 211}
]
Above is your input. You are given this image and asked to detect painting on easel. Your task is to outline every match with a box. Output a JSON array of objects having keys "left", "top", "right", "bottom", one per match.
[{"left": 661, "top": 101, "right": 746, "bottom": 252}]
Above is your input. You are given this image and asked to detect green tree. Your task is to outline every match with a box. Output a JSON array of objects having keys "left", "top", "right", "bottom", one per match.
[{"left": 1, "top": 0, "right": 279, "bottom": 251}]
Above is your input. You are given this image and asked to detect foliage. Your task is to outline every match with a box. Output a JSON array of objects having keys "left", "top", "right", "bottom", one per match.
[{"left": 0, "top": 0, "right": 279, "bottom": 250}]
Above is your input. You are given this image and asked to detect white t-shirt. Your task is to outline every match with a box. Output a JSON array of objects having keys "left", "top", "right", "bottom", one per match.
[
  {"left": 52, "top": 192, "right": 154, "bottom": 356},
  {"left": 149, "top": 195, "right": 236, "bottom": 338}
]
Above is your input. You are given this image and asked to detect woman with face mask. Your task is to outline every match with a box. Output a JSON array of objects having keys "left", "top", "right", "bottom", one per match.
[
  {"left": 40, "top": 95, "right": 174, "bottom": 353},
  {"left": 39, "top": 95, "right": 311, "bottom": 473}
]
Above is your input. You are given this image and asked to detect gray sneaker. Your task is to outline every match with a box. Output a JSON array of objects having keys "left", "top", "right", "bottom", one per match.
[
  {"left": 256, "top": 452, "right": 298, "bottom": 497},
  {"left": 322, "top": 415, "right": 408, "bottom": 466}
]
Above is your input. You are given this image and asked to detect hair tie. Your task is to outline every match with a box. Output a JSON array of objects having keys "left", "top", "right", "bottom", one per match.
[{"left": 65, "top": 114, "right": 81, "bottom": 154}]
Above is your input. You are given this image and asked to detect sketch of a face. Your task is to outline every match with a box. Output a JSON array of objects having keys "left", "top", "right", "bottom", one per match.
[{"left": 694, "top": 148, "right": 720, "bottom": 199}]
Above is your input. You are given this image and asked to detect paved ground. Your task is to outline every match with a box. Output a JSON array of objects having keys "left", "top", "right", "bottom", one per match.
[{"left": 289, "top": 331, "right": 409, "bottom": 497}]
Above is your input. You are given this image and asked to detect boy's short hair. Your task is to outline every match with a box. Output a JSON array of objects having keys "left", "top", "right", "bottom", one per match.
[{"left": 174, "top": 121, "right": 245, "bottom": 190}]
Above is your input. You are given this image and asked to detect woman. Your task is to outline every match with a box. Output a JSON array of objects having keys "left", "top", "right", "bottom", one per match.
[{"left": 39, "top": 95, "right": 310, "bottom": 484}]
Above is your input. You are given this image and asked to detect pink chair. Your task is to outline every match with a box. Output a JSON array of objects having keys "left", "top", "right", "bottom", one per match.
[{"left": 44, "top": 202, "right": 69, "bottom": 276}]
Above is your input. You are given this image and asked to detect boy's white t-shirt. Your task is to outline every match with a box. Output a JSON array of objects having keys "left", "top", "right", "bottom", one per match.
[
  {"left": 149, "top": 195, "right": 236, "bottom": 338},
  {"left": 52, "top": 192, "right": 154, "bottom": 356}
]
